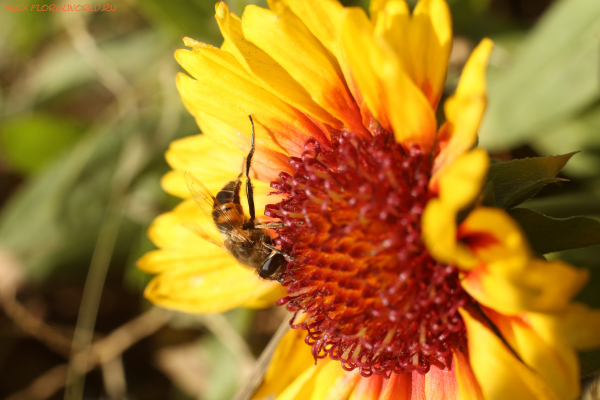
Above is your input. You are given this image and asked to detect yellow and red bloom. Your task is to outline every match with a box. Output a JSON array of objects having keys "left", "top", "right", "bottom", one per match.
[{"left": 138, "top": 0, "right": 600, "bottom": 399}]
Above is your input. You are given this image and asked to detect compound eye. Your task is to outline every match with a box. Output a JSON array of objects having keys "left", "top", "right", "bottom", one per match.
[{"left": 259, "top": 253, "right": 286, "bottom": 280}]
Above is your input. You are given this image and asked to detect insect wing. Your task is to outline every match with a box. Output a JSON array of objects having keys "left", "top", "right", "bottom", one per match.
[
  {"left": 183, "top": 171, "right": 252, "bottom": 243},
  {"left": 181, "top": 222, "right": 226, "bottom": 249},
  {"left": 183, "top": 171, "right": 218, "bottom": 217}
]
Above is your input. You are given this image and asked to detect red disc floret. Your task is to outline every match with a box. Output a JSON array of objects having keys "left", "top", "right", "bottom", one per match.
[{"left": 265, "top": 132, "right": 472, "bottom": 377}]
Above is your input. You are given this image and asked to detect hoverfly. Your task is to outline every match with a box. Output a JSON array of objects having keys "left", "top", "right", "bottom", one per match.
[{"left": 184, "top": 116, "right": 292, "bottom": 282}]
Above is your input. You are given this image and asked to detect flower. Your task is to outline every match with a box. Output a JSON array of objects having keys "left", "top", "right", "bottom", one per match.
[
  {"left": 138, "top": 0, "right": 600, "bottom": 399},
  {"left": 253, "top": 325, "right": 476, "bottom": 400},
  {"left": 251, "top": 209, "right": 600, "bottom": 400}
]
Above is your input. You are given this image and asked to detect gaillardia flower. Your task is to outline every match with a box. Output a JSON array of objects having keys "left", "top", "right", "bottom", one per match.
[{"left": 138, "top": 0, "right": 600, "bottom": 399}]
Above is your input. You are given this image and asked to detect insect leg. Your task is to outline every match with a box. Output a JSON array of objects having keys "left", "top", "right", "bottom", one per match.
[
  {"left": 255, "top": 221, "right": 304, "bottom": 229},
  {"left": 255, "top": 222, "right": 286, "bottom": 229},
  {"left": 263, "top": 243, "right": 295, "bottom": 261},
  {"left": 246, "top": 115, "right": 257, "bottom": 225}
]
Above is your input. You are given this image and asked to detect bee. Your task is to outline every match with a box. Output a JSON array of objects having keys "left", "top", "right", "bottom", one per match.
[{"left": 184, "top": 116, "right": 292, "bottom": 282}]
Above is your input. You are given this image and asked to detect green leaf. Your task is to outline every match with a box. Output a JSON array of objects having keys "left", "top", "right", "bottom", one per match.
[
  {"left": 521, "top": 193, "right": 600, "bottom": 219},
  {"left": 0, "top": 1, "right": 52, "bottom": 56},
  {"left": 575, "top": 262, "right": 600, "bottom": 309},
  {"left": 479, "top": 181, "right": 497, "bottom": 207},
  {"left": 0, "top": 120, "right": 120, "bottom": 279},
  {"left": 0, "top": 114, "right": 83, "bottom": 174},
  {"left": 202, "top": 335, "right": 240, "bottom": 400},
  {"left": 580, "top": 345, "right": 600, "bottom": 378},
  {"left": 486, "top": 153, "right": 575, "bottom": 209},
  {"left": 480, "top": 0, "right": 600, "bottom": 150},
  {"left": 123, "top": 229, "right": 154, "bottom": 294},
  {"left": 30, "top": 31, "right": 165, "bottom": 105},
  {"left": 509, "top": 208, "right": 600, "bottom": 254},
  {"left": 531, "top": 105, "right": 600, "bottom": 179},
  {"left": 0, "top": 116, "right": 147, "bottom": 279},
  {"left": 135, "top": 0, "right": 221, "bottom": 45}
]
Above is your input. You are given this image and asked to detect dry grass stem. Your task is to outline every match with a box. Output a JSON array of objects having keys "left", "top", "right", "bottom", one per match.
[{"left": 5, "top": 307, "right": 172, "bottom": 400}]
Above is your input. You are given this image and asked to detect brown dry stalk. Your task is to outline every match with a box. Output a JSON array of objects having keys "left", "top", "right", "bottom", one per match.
[
  {"left": 1, "top": 296, "right": 75, "bottom": 358},
  {"left": 5, "top": 307, "right": 172, "bottom": 400}
]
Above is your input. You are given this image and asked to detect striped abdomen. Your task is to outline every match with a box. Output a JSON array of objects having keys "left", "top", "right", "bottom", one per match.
[{"left": 213, "top": 179, "right": 245, "bottom": 227}]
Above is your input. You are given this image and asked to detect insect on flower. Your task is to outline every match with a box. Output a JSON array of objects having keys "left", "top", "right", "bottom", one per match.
[
  {"left": 183, "top": 116, "right": 293, "bottom": 282},
  {"left": 140, "top": 1, "right": 600, "bottom": 398}
]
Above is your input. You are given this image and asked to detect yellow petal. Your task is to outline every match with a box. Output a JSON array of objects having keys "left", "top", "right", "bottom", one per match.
[
  {"left": 242, "top": 179, "right": 285, "bottom": 221},
  {"left": 407, "top": 0, "right": 452, "bottom": 109},
  {"left": 244, "top": 285, "right": 286, "bottom": 309},
  {"left": 161, "top": 171, "right": 281, "bottom": 221},
  {"left": 457, "top": 208, "right": 588, "bottom": 315},
  {"left": 341, "top": 7, "right": 392, "bottom": 132},
  {"left": 175, "top": 47, "right": 328, "bottom": 156},
  {"left": 185, "top": 109, "right": 243, "bottom": 151},
  {"left": 275, "top": 364, "right": 321, "bottom": 400},
  {"left": 372, "top": 0, "right": 410, "bottom": 74},
  {"left": 453, "top": 38, "right": 493, "bottom": 113},
  {"left": 161, "top": 171, "right": 206, "bottom": 199},
  {"left": 164, "top": 134, "right": 243, "bottom": 197},
  {"left": 179, "top": 37, "right": 254, "bottom": 82},
  {"left": 380, "top": 56, "right": 437, "bottom": 152},
  {"left": 154, "top": 196, "right": 288, "bottom": 259},
  {"left": 349, "top": 375, "right": 383, "bottom": 400},
  {"left": 436, "top": 148, "right": 489, "bottom": 209},
  {"left": 372, "top": 0, "right": 450, "bottom": 110},
  {"left": 146, "top": 199, "right": 221, "bottom": 252},
  {"left": 421, "top": 199, "right": 478, "bottom": 269},
  {"left": 242, "top": 4, "right": 367, "bottom": 137},
  {"left": 254, "top": 327, "right": 360, "bottom": 400},
  {"left": 425, "top": 197, "right": 536, "bottom": 274},
  {"left": 161, "top": 131, "right": 286, "bottom": 211},
  {"left": 137, "top": 245, "right": 230, "bottom": 275},
  {"left": 452, "top": 349, "right": 484, "bottom": 400},
  {"left": 370, "top": 0, "right": 409, "bottom": 27},
  {"left": 433, "top": 39, "right": 493, "bottom": 178},
  {"left": 271, "top": 0, "right": 370, "bottom": 133},
  {"left": 483, "top": 309, "right": 580, "bottom": 400},
  {"left": 214, "top": 2, "right": 340, "bottom": 129},
  {"left": 462, "top": 257, "right": 588, "bottom": 315},
  {"left": 527, "top": 302, "right": 600, "bottom": 351},
  {"left": 504, "top": 258, "right": 588, "bottom": 309},
  {"left": 253, "top": 327, "right": 316, "bottom": 400},
  {"left": 457, "top": 207, "right": 529, "bottom": 266},
  {"left": 459, "top": 308, "right": 561, "bottom": 400},
  {"left": 141, "top": 200, "right": 283, "bottom": 309},
  {"left": 424, "top": 363, "right": 460, "bottom": 399},
  {"left": 309, "top": 362, "right": 350, "bottom": 400},
  {"left": 379, "top": 373, "right": 411, "bottom": 400},
  {"left": 144, "top": 264, "right": 279, "bottom": 313},
  {"left": 189, "top": 110, "right": 294, "bottom": 183},
  {"left": 272, "top": 0, "right": 345, "bottom": 62},
  {"left": 342, "top": 7, "right": 437, "bottom": 150}
]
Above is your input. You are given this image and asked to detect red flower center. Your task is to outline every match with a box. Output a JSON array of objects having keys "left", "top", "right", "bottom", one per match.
[{"left": 265, "top": 131, "right": 472, "bottom": 378}]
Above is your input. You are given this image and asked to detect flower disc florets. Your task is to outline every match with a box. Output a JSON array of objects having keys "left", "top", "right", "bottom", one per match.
[{"left": 265, "top": 131, "right": 473, "bottom": 377}]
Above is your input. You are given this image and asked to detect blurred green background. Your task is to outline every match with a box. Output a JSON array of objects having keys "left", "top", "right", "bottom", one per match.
[{"left": 0, "top": 0, "right": 599, "bottom": 399}]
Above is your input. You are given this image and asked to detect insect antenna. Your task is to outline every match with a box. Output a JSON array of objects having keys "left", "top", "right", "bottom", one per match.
[{"left": 245, "top": 115, "right": 257, "bottom": 226}]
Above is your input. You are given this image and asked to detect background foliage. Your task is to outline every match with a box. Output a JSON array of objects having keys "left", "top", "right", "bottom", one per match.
[{"left": 0, "top": 0, "right": 599, "bottom": 399}]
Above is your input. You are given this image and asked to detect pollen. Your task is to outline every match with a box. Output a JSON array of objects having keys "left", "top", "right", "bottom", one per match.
[{"left": 265, "top": 131, "right": 472, "bottom": 377}]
